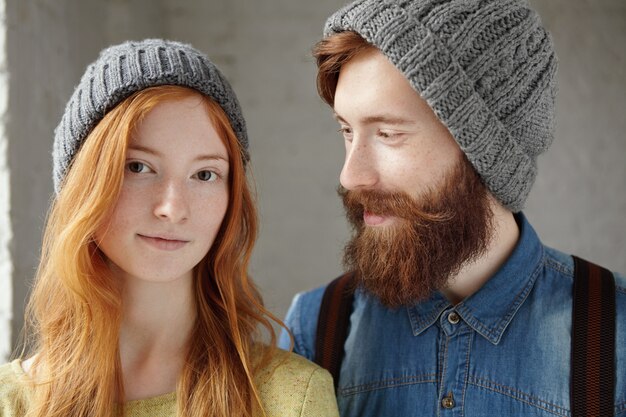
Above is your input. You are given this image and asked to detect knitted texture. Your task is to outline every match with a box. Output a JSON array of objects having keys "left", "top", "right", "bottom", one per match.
[
  {"left": 324, "top": 0, "right": 558, "bottom": 211},
  {"left": 53, "top": 39, "right": 248, "bottom": 193}
]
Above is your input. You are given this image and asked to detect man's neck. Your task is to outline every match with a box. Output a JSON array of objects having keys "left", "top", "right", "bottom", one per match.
[{"left": 441, "top": 202, "right": 520, "bottom": 305}]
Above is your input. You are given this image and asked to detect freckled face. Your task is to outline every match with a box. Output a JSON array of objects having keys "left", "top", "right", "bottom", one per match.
[
  {"left": 96, "top": 96, "right": 230, "bottom": 284},
  {"left": 333, "top": 48, "right": 463, "bottom": 226}
]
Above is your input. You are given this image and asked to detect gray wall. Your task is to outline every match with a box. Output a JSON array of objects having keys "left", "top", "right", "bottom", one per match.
[
  {"left": 0, "top": 0, "right": 13, "bottom": 361},
  {"left": 3, "top": 0, "right": 625, "bottom": 353},
  {"left": 525, "top": 0, "right": 626, "bottom": 271}
]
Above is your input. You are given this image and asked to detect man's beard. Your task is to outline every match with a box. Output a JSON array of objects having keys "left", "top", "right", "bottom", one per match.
[{"left": 341, "top": 156, "right": 494, "bottom": 308}]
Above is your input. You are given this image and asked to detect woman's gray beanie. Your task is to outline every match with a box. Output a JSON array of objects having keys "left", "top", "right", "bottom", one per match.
[
  {"left": 52, "top": 39, "right": 248, "bottom": 193},
  {"left": 325, "top": 0, "right": 558, "bottom": 212}
]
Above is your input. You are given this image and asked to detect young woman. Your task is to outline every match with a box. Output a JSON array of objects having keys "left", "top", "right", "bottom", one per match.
[{"left": 0, "top": 39, "right": 338, "bottom": 417}]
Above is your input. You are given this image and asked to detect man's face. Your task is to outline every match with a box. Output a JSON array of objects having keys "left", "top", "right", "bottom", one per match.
[
  {"left": 333, "top": 48, "right": 464, "bottom": 213},
  {"left": 333, "top": 48, "right": 494, "bottom": 307}
]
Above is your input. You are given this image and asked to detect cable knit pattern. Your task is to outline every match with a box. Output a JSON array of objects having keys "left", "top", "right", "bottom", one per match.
[
  {"left": 53, "top": 39, "right": 249, "bottom": 193},
  {"left": 324, "top": 0, "right": 558, "bottom": 211}
]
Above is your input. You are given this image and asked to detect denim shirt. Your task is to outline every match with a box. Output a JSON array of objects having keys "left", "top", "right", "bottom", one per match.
[{"left": 278, "top": 214, "right": 626, "bottom": 417}]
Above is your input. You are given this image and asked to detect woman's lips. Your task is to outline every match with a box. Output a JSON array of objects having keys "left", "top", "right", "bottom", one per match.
[{"left": 138, "top": 234, "right": 189, "bottom": 251}]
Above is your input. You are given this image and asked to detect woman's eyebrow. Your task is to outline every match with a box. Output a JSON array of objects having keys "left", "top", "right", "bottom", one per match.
[
  {"left": 193, "top": 154, "right": 229, "bottom": 163},
  {"left": 127, "top": 144, "right": 161, "bottom": 156},
  {"left": 128, "top": 145, "right": 228, "bottom": 163}
]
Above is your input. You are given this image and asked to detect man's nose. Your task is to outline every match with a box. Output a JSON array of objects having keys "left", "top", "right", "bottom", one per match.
[{"left": 339, "top": 137, "right": 379, "bottom": 190}]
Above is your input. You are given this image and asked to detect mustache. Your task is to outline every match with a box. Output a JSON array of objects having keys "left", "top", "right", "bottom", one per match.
[{"left": 338, "top": 186, "right": 450, "bottom": 225}]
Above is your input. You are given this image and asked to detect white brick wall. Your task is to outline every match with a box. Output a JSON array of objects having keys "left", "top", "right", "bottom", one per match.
[{"left": 0, "top": 0, "right": 13, "bottom": 364}]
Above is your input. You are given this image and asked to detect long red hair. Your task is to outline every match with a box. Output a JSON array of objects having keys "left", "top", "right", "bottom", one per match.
[{"left": 24, "top": 85, "right": 278, "bottom": 417}]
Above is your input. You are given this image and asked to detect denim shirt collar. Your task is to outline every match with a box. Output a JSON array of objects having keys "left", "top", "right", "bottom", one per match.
[{"left": 407, "top": 212, "right": 545, "bottom": 345}]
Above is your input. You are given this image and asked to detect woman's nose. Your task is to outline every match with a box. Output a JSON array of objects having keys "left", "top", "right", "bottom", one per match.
[{"left": 152, "top": 180, "right": 190, "bottom": 223}]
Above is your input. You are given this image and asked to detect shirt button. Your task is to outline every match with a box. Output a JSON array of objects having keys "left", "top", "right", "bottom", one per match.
[
  {"left": 441, "top": 393, "right": 455, "bottom": 409},
  {"left": 448, "top": 312, "right": 460, "bottom": 325}
]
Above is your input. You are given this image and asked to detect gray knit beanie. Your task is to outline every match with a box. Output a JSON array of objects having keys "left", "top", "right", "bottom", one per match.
[
  {"left": 53, "top": 38, "right": 248, "bottom": 193},
  {"left": 324, "top": 0, "right": 558, "bottom": 212}
]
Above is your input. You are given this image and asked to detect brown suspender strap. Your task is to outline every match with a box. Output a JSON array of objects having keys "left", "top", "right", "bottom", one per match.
[
  {"left": 314, "top": 272, "right": 355, "bottom": 391},
  {"left": 571, "top": 256, "right": 616, "bottom": 417}
]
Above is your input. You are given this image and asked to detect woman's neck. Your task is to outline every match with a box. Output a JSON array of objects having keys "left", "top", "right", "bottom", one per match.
[{"left": 118, "top": 274, "right": 197, "bottom": 401}]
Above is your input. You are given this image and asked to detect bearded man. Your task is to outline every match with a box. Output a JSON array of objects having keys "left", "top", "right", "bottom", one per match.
[{"left": 278, "top": 1, "right": 626, "bottom": 416}]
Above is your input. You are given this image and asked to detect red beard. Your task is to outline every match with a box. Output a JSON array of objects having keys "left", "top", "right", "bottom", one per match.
[{"left": 340, "top": 156, "right": 494, "bottom": 308}]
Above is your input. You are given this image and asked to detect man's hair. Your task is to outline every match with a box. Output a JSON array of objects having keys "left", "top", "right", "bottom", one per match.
[{"left": 313, "top": 31, "right": 375, "bottom": 106}]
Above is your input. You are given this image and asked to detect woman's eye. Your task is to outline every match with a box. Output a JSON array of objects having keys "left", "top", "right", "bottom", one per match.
[
  {"left": 196, "top": 170, "right": 217, "bottom": 182},
  {"left": 127, "top": 161, "right": 150, "bottom": 173}
]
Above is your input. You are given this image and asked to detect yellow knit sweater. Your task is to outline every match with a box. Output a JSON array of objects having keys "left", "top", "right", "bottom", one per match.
[{"left": 0, "top": 351, "right": 339, "bottom": 417}]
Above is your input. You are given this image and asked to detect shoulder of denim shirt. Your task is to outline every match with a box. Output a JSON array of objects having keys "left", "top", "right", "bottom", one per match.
[
  {"left": 542, "top": 245, "right": 626, "bottom": 292},
  {"left": 279, "top": 284, "right": 328, "bottom": 361},
  {"left": 543, "top": 245, "right": 626, "bottom": 406}
]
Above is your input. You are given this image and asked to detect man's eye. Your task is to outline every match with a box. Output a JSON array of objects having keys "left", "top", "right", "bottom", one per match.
[
  {"left": 196, "top": 170, "right": 217, "bottom": 182},
  {"left": 127, "top": 161, "right": 150, "bottom": 173},
  {"left": 378, "top": 130, "right": 397, "bottom": 139},
  {"left": 338, "top": 126, "right": 354, "bottom": 143},
  {"left": 377, "top": 130, "right": 404, "bottom": 142}
]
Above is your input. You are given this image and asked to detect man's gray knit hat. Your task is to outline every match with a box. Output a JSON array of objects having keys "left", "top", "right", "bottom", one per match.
[
  {"left": 324, "top": 0, "right": 558, "bottom": 211},
  {"left": 53, "top": 38, "right": 248, "bottom": 193}
]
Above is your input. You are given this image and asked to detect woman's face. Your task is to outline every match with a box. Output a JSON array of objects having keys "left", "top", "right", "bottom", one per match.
[{"left": 96, "top": 95, "right": 230, "bottom": 284}]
